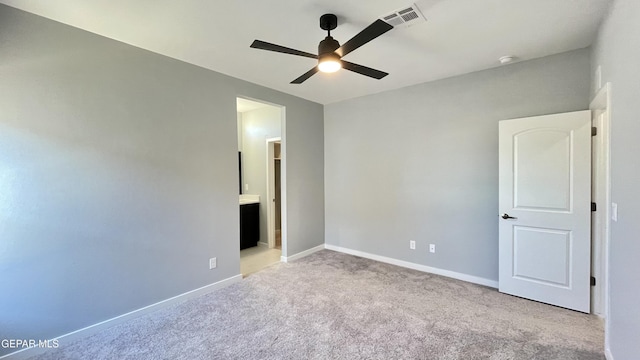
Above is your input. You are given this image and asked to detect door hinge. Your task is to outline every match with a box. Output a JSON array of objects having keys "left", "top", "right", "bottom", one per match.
[
  {"left": 591, "top": 276, "right": 596, "bottom": 286},
  {"left": 592, "top": 127, "right": 597, "bottom": 136},
  {"left": 591, "top": 202, "right": 597, "bottom": 211}
]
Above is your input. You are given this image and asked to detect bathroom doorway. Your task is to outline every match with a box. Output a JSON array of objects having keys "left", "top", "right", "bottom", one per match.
[{"left": 236, "top": 97, "right": 285, "bottom": 277}]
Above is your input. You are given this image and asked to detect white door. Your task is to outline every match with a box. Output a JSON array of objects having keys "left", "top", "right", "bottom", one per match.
[{"left": 498, "top": 110, "right": 591, "bottom": 313}]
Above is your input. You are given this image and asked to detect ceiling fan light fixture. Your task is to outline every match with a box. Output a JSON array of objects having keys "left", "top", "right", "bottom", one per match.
[
  {"left": 250, "top": 14, "right": 393, "bottom": 83},
  {"left": 318, "top": 53, "right": 342, "bottom": 73}
]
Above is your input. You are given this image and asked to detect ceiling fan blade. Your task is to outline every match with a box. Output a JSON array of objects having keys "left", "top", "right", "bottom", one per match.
[
  {"left": 250, "top": 40, "right": 318, "bottom": 59},
  {"left": 291, "top": 67, "right": 319, "bottom": 84},
  {"left": 335, "top": 19, "right": 393, "bottom": 58},
  {"left": 341, "top": 60, "right": 388, "bottom": 80}
]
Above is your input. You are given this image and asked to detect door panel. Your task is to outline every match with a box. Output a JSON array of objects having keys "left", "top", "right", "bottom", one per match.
[
  {"left": 499, "top": 110, "right": 591, "bottom": 313},
  {"left": 513, "top": 226, "right": 571, "bottom": 287},
  {"left": 514, "top": 129, "right": 572, "bottom": 211}
]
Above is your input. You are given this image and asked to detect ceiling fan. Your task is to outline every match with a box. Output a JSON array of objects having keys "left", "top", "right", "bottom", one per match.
[{"left": 250, "top": 14, "right": 394, "bottom": 84}]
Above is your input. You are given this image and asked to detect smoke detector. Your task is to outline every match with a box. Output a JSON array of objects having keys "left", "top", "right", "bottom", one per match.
[
  {"left": 499, "top": 56, "right": 517, "bottom": 65},
  {"left": 381, "top": 4, "right": 427, "bottom": 28}
]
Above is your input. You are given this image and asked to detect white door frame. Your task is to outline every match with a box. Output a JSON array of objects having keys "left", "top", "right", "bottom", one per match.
[
  {"left": 589, "top": 83, "right": 611, "bottom": 343},
  {"left": 266, "top": 137, "right": 281, "bottom": 249}
]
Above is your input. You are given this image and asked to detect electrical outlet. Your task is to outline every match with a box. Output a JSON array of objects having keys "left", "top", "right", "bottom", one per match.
[
  {"left": 409, "top": 240, "right": 416, "bottom": 250},
  {"left": 429, "top": 244, "right": 436, "bottom": 253},
  {"left": 209, "top": 257, "right": 217, "bottom": 269},
  {"left": 244, "top": 184, "right": 249, "bottom": 191}
]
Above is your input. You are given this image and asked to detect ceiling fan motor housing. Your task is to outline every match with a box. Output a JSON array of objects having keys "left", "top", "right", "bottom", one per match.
[{"left": 318, "top": 36, "right": 340, "bottom": 55}]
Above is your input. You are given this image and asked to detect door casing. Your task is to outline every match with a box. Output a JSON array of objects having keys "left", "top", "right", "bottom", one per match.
[{"left": 589, "top": 83, "right": 612, "bottom": 348}]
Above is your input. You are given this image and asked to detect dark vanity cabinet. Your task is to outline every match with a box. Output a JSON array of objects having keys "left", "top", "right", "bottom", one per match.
[{"left": 240, "top": 203, "right": 259, "bottom": 250}]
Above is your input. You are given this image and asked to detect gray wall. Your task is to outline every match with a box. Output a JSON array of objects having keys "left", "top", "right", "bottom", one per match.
[
  {"left": 325, "top": 49, "right": 590, "bottom": 283},
  {"left": 0, "top": 5, "right": 323, "bottom": 355},
  {"left": 591, "top": 0, "right": 640, "bottom": 358},
  {"left": 281, "top": 103, "right": 325, "bottom": 257},
  {"left": 239, "top": 106, "right": 281, "bottom": 246}
]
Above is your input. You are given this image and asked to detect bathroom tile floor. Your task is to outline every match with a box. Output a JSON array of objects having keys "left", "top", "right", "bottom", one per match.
[{"left": 240, "top": 245, "right": 281, "bottom": 277}]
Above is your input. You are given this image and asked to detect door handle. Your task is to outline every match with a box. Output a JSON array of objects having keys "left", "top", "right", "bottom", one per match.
[{"left": 501, "top": 213, "right": 517, "bottom": 220}]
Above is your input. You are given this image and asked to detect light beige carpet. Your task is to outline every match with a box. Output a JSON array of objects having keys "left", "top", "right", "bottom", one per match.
[{"left": 28, "top": 250, "right": 604, "bottom": 359}]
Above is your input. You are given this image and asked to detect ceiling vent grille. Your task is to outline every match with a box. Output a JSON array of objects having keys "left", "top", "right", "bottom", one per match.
[{"left": 381, "top": 4, "right": 426, "bottom": 28}]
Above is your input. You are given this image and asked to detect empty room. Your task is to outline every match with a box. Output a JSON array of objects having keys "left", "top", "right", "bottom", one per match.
[{"left": 0, "top": 1, "right": 638, "bottom": 359}]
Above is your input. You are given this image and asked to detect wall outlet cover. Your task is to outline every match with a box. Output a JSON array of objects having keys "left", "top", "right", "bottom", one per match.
[{"left": 209, "top": 257, "right": 217, "bottom": 269}]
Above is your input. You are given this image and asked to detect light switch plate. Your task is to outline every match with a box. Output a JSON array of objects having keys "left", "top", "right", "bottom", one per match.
[{"left": 611, "top": 202, "right": 618, "bottom": 222}]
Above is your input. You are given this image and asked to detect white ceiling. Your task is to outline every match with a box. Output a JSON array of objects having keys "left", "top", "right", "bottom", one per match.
[{"left": 1, "top": 0, "right": 611, "bottom": 104}]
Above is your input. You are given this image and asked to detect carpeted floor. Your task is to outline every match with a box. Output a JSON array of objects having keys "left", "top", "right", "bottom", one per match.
[{"left": 28, "top": 250, "right": 604, "bottom": 360}]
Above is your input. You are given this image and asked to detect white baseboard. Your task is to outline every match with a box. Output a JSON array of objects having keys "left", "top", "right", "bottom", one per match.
[
  {"left": 605, "top": 348, "right": 613, "bottom": 360},
  {"left": 257, "top": 242, "right": 269, "bottom": 248},
  {"left": 281, "top": 244, "right": 325, "bottom": 263},
  {"left": 0, "top": 274, "right": 243, "bottom": 360},
  {"left": 324, "top": 244, "right": 498, "bottom": 288}
]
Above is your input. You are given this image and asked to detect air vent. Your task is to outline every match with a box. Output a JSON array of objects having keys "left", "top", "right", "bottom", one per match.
[{"left": 381, "top": 4, "right": 426, "bottom": 28}]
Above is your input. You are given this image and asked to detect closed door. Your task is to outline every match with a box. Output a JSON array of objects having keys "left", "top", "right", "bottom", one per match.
[{"left": 498, "top": 110, "right": 591, "bottom": 313}]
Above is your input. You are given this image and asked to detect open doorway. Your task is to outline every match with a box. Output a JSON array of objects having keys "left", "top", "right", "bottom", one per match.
[
  {"left": 266, "top": 138, "right": 282, "bottom": 249},
  {"left": 236, "top": 97, "right": 285, "bottom": 277}
]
